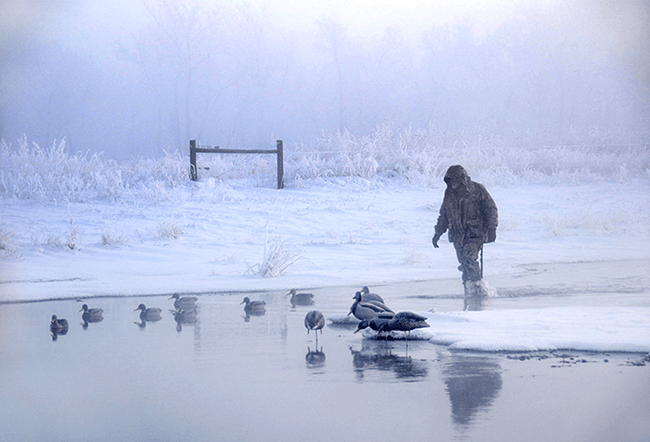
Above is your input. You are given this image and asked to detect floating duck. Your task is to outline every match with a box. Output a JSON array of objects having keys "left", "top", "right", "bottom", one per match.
[
  {"left": 288, "top": 289, "right": 315, "bottom": 306},
  {"left": 241, "top": 297, "right": 266, "bottom": 314},
  {"left": 134, "top": 303, "right": 162, "bottom": 322},
  {"left": 169, "top": 293, "right": 198, "bottom": 311},
  {"left": 80, "top": 304, "right": 104, "bottom": 322},
  {"left": 50, "top": 315, "right": 69, "bottom": 332}
]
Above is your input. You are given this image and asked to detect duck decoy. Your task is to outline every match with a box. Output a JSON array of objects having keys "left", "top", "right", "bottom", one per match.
[
  {"left": 80, "top": 304, "right": 104, "bottom": 322},
  {"left": 359, "top": 286, "right": 385, "bottom": 304},
  {"left": 348, "top": 292, "right": 393, "bottom": 321},
  {"left": 50, "top": 315, "right": 69, "bottom": 332},
  {"left": 304, "top": 310, "right": 325, "bottom": 335},
  {"left": 134, "top": 303, "right": 162, "bottom": 322},
  {"left": 377, "top": 311, "right": 430, "bottom": 340},
  {"left": 241, "top": 297, "right": 266, "bottom": 314},
  {"left": 288, "top": 289, "right": 315, "bottom": 306},
  {"left": 170, "top": 293, "right": 198, "bottom": 311},
  {"left": 352, "top": 291, "right": 391, "bottom": 311},
  {"left": 353, "top": 312, "right": 394, "bottom": 334}
]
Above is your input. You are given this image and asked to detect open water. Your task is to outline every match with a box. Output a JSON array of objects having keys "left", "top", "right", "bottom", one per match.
[{"left": 1, "top": 260, "right": 649, "bottom": 442}]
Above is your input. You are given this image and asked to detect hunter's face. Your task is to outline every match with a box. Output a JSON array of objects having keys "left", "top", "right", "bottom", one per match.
[{"left": 449, "top": 178, "right": 461, "bottom": 189}]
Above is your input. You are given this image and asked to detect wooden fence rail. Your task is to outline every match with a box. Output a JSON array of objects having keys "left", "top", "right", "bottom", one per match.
[{"left": 189, "top": 139, "right": 284, "bottom": 189}]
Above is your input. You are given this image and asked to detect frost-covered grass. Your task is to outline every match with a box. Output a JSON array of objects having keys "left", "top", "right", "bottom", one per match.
[{"left": 1, "top": 124, "right": 649, "bottom": 203}]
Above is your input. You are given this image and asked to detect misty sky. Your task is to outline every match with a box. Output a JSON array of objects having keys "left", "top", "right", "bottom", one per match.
[{"left": 1, "top": 0, "right": 648, "bottom": 159}]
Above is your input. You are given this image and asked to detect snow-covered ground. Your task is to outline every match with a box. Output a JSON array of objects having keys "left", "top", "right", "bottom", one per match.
[
  {"left": 1, "top": 137, "right": 649, "bottom": 353},
  {"left": 2, "top": 178, "right": 649, "bottom": 302}
]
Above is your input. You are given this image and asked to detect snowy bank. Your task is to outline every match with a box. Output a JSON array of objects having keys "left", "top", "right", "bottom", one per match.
[
  {"left": 1, "top": 178, "right": 650, "bottom": 303},
  {"left": 425, "top": 307, "right": 650, "bottom": 353}
]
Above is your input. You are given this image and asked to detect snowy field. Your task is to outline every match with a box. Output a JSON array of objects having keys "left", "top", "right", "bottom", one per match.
[{"left": 1, "top": 134, "right": 649, "bottom": 353}]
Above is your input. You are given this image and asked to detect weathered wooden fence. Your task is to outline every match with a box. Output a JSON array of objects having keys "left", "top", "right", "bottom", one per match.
[{"left": 189, "top": 139, "right": 284, "bottom": 189}]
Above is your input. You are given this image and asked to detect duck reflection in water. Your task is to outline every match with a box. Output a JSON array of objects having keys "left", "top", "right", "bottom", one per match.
[
  {"left": 50, "top": 315, "right": 69, "bottom": 340},
  {"left": 305, "top": 346, "right": 326, "bottom": 370},
  {"left": 173, "top": 308, "right": 198, "bottom": 332},
  {"left": 443, "top": 354, "right": 503, "bottom": 430},
  {"left": 349, "top": 340, "right": 428, "bottom": 382}
]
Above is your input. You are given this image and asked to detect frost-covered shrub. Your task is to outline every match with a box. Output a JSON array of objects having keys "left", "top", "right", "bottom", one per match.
[
  {"left": 1, "top": 127, "right": 648, "bottom": 203},
  {"left": 250, "top": 235, "right": 302, "bottom": 278},
  {"left": 158, "top": 219, "right": 184, "bottom": 240},
  {"left": 0, "top": 137, "right": 188, "bottom": 202}
]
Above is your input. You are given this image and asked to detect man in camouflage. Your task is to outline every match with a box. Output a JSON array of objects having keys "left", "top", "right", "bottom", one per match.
[{"left": 432, "top": 165, "right": 498, "bottom": 290}]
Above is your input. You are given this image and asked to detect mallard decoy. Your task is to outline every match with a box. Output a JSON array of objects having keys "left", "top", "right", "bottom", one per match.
[
  {"left": 134, "top": 303, "right": 162, "bottom": 322},
  {"left": 50, "top": 315, "right": 69, "bottom": 332},
  {"left": 353, "top": 312, "right": 394, "bottom": 334},
  {"left": 169, "top": 293, "right": 198, "bottom": 311},
  {"left": 359, "top": 286, "right": 385, "bottom": 304},
  {"left": 304, "top": 310, "right": 325, "bottom": 335},
  {"left": 288, "top": 289, "right": 315, "bottom": 306},
  {"left": 377, "top": 311, "right": 430, "bottom": 340},
  {"left": 348, "top": 292, "right": 393, "bottom": 321},
  {"left": 80, "top": 304, "right": 104, "bottom": 322},
  {"left": 241, "top": 297, "right": 266, "bottom": 314},
  {"left": 352, "top": 291, "right": 391, "bottom": 311}
]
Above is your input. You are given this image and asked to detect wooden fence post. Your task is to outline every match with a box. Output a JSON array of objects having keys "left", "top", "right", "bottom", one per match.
[
  {"left": 276, "top": 139, "right": 284, "bottom": 189},
  {"left": 189, "top": 139, "right": 197, "bottom": 181}
]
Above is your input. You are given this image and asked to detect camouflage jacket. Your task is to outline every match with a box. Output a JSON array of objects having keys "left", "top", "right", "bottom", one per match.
[{"left": 434, "top": 165, "right": 498, "bottom": 243}]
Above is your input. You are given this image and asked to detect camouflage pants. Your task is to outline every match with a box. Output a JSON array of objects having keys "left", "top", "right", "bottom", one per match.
[{"left": 453, "top": 240, "right": 483, "bottom": 282}]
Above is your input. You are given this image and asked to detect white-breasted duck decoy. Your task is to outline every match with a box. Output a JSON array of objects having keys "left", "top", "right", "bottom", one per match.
[
  {"left": 348, "top": 292, "right": 393, "bottom": 321},
  {"left": 377, "top": 311, "right": 430, "bottom": 340},
  {"left": 353, "top": 312, "right": 394, "bottom": 334},
  {"left": 241, "top": 297, "right": 266, "bottom": 314},
  {"left": 169, "top": 293, "right": 198, "bottom": 311},
  {"left": 134, "top": 303, "right": 162, "bottom": 322},
  {"left": 304, "top": 310, "right": 325, "bottom": 335},
  {"left": 288, "top": 289, "right": 315, "bottom": 306},
  {"left": 359, "top": 286, "right": 385, "bottom": 304},
  {"left": 50, "top": 315, "right": 69, "bottom": 332},
  {"left": 80, "top": 304, "right": 104, "bottom": 322}
]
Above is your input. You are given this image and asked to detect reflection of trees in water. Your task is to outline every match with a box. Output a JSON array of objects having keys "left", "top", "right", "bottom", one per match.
[
  {"left": 349, "top": 340, "right": 428, "bottom": 382},
  {"left": 443, "top": 354, "right": 503, "bottom": 428}
]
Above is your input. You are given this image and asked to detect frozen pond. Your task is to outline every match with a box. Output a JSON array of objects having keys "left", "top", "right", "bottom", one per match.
[{"left": 1, "top": 261, "right": 649, "bottom": 442}]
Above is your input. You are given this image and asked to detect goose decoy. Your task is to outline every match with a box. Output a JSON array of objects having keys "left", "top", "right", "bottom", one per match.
[
  {"left": 353, "top": 312, "right": 394, "bottom": 334},
  {"left": 169, "top": 293, "right": 198, "bottom": 311},
  {"left": 50, "top": 315, "right": 69, "bottom": 332},
  {"left": 359, "top": 286, "right": 385, "bottom": 304},
  {"left": 304, "top": 310, "right": 325, "bottom": 335},
  {"left": 348, "top": 292, "right": 393, "bottom": 321},
  {"left": 377, "top": 311, "right": 430, "bottom": 340},
  {"left": 288, "top": 289, "right": 315, "bottom": 306},
  {"left": 134, "top": 303, "right": 162, "bottom": 322},
  {"left": 241, "top": 297, "right": 266, "bottom": 314},
  {"left": 80, "top": 304, "right": 104, "bottom": 322}
]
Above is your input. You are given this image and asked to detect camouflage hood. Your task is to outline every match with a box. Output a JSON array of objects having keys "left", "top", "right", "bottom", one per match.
[{"left": 443, "top": 165, "right": 470, "bottom": 188}]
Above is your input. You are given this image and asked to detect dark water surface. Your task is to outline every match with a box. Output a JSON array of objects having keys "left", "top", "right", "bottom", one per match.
[{"left": 1, "top": 261, "right": 649, "bottom": 442}]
